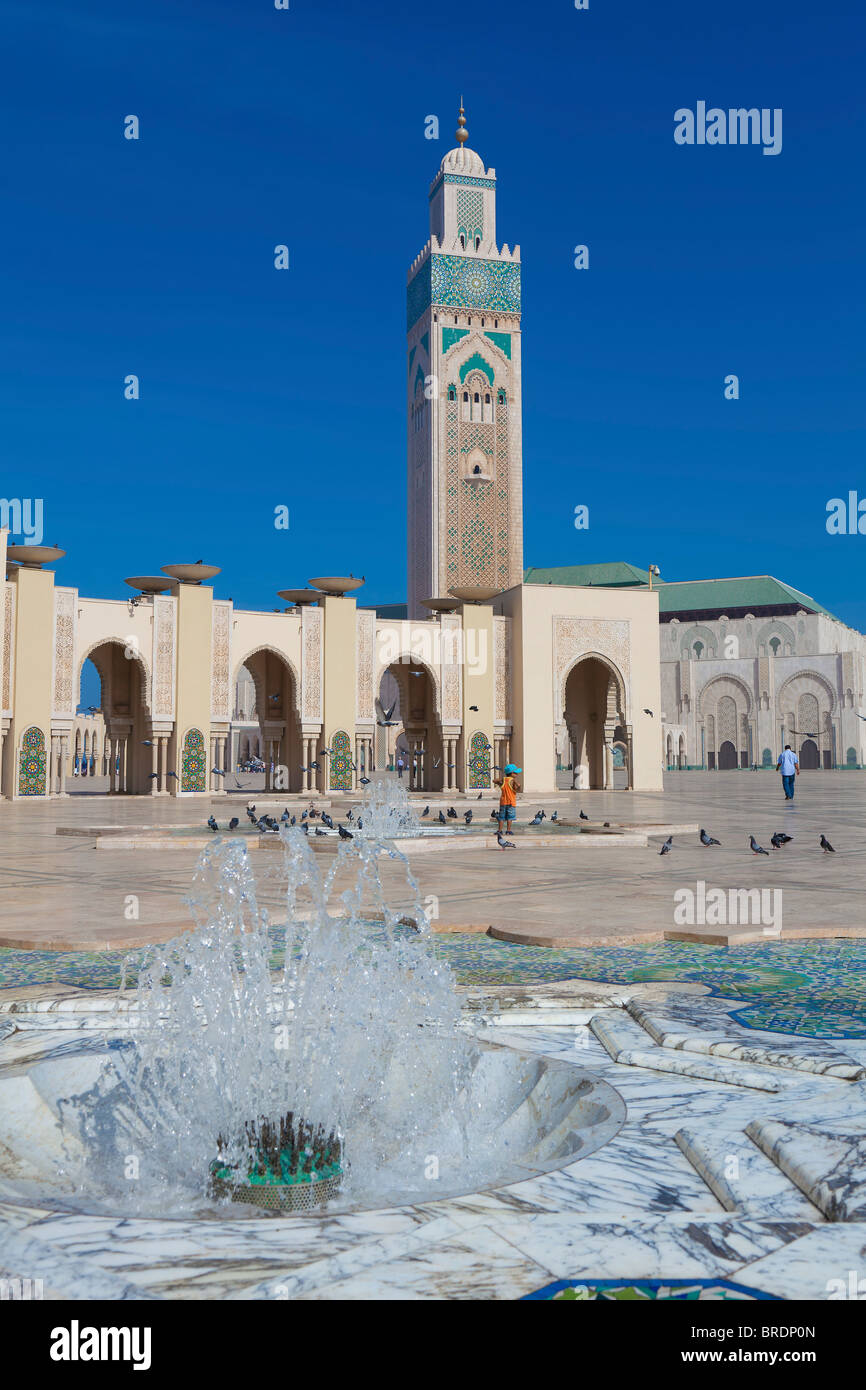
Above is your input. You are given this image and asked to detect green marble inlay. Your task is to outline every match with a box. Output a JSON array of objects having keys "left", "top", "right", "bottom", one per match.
[
  {"left": 484, "top": 330, "right": 511, "bottom": 359},
  {"left": 442, "top": 327, "right": 469, "bottom": 354},
  {"left": 459, "top": 351, "right": 495, "bottom": 385}
]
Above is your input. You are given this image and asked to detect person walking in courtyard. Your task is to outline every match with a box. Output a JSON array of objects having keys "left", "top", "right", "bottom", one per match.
[
  {"left": 494, "top": 763, "right": 522, "bottom": 847},
  {"left": 396, "top": 755, "right": 405, "bottom": 780},
  {"left": 776, "top": 744, "right": 799, "bottom": 801}
]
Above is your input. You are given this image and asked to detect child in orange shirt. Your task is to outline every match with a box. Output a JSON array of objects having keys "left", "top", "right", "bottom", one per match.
[{"left": 494, "top": 763, "right": 521, "bottom": 849}]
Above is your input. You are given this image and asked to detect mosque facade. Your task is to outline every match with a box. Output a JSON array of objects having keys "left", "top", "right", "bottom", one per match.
[{"left": 8, "top": 111, "right": 857, "bottom": 799}]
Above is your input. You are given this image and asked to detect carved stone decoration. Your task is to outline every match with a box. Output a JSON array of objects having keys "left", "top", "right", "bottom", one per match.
[
  {"left": 211, "top": 602, "right": 231, "bottom": 721},
  {"left": 553, "top": 617, "right": 630, "bottom": 721},
  {"left": 302, "top": 605, "right": 323, "bottom": 721},
  {"left": 494, "top": 615, "right": 511, "bottom": 722},
  {"left": 2, "top": 584, "right": 14, "bottom": 714},
  {"left": 152, "top": 595, "right": 177, "bottom": 718},
  {"left": 440, "top": 614, "right": 462, "bottom": 723},
  {"left": 355, "top": 609, "right": 375, "bottom": 722},
  {"left": 52, "top": 588, "right": 76, "bottom": 716}
]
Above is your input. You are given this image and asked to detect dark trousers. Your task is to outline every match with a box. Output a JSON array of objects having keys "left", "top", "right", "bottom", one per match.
[{"left": 782, "top": 774, "right": 795, "bottom": 799}]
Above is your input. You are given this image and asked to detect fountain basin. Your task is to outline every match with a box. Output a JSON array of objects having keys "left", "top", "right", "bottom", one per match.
[{"left": 0, "top": 1004, "right": 625, "bottom": 1216}]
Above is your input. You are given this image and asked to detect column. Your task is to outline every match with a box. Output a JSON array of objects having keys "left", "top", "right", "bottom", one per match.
[
  {"left": 108, "top": 736, "right": 117, "bottom": 793},
  {"left": 49, "top": 735, "right": 59, "bottom": 794},
  {"left": 209, "top": 735, "right": 217, "bottom": 791},
  {"left": 218, "top": 736, "right": 228, "bottom": 791},
  {"left": 119, "top": 736, "right": 128, "bottom": 793},
  {"left": 58, "top": 737, "right": 68, "bottom": 796},
  {"left": 150, "top": 740, "right": 159, "bottom": 794}
]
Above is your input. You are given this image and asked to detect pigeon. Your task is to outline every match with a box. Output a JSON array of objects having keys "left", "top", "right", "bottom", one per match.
[
  {"left": 338, "top": 823, "right": 353, "bottom": 840},
  {"left": 551, "top": 811, "right": 558, "bottom": 823},
  {"left": 771, "top": 833, "right": 793, "bottom": 847},
  {"left": 820, "top": 834, "right": 835, "bottom": 853},
  {"left": 579, "top": 810, "right": 588, "bottom": 821},
  {"left": 643, "top": 709, "right": 654, "bottom": 717},
  {"left": 421, "top": 806, "right": 429, "bottom": 818},
  {"left": 321, "top": 813, "right": 334, "bottom": 829},
  {"left": 477, "top": 792, "right": 482, "bottom": 800},
  {"left": 699, "top": 828, "right": 720, "bottom": 846},
  {"left": 360, "top": 777, "right": 371, "bottom": 786},
  {"left": 433, "top": 758, "right": 441, "bottom": 769},
  {"left": 228, "top": 818, "right": 239, "bottom": 830},
  {"left": 280, "top": 809, "right": 290, "bottom": 823},
  {"left": 603, "top": 822, "right": 610, "bottom": 828},
  {"left": 347, "top": 808, "right": 354, "bottom": 820},
  {"left": 659, "top": 836, "right": 673, "bottom": 855},
  {"left": 447, "top": 807, "right": 457, "bottom": 819},
  {"left": 207, "top": 816, "right": 218, "bottom": 832},
  {"left": 300, "top": 809, "right": 308, "bottom": 822},
  {"left": 141, "top": 739, "right": 153, "bottom": 747},
  {"left": 315, "top": 826, "right": 327, "bottom": 836},
  {"left": 309, "top": 761, "right": 320, "bottom": 771},
  {"left": 529, "top": 810, "right": 545, "bottom": 826},
  {"left": 167, "top": 770, "right": 178, "bottom": 779},
  {"left": 438, "top": 810, "right": 447, "bottom": 824},
  {"left": 301, "top": 822, "right": 309, "bottom": 834},
  {"left": 290, "top": 815, "right": 296, "bottom": 825},
  {"left": 469, "top": 704, "right": 478, "bottom": 712},
  {"left": 211, "top": 768, "right": 225, "bottom": 777},
  {"left": 147, "top": 772, "right": 158, "bottom": 779},
  {"left": 749, "top": 835, "right": 770, "bottom": 856},
  {"left": 464, "top": 810, "right": 473, "bottom": 824},
  {"left": 490, "top": 810, "right": 498, "bottom": 820},
  {"left": 356, "top": 818, "right": 363, "bottom": 829}
]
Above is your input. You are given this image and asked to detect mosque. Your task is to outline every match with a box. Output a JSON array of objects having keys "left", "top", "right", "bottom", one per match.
[{"left": 1, "top": 110, "right": 862, "bottom": 800}]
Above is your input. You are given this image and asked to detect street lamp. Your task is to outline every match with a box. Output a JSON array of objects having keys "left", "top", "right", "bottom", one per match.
[{"left": 648, "top": 565, "right": 661, "bottom": 591}]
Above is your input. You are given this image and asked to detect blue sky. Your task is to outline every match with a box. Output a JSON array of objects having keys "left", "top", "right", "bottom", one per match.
[{"left": 3, "top": 0, "right": 865, "bottom": 630}]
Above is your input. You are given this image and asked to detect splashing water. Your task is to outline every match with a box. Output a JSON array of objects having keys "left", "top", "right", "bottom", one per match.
[
  {"left": 62, "top": 826, "right": 503, "bottom": 1215},
  {"left": 354, "top": 776, "right": 422, "bottom": 838}
]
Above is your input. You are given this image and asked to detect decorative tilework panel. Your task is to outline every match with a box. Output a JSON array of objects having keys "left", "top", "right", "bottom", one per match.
[
  {"left": 407, "top": 258, "right": 432, "bottom": 330},
  {"left": 430, "top": 255, "right": 521, "bottom": 315},
  {"left": 329, "top": 730, "right": 352, "bottom": 791},
  {"left": 181, "top": 728, "right": 206, "bottom": 792},
  {"left": 455, "top": 188, "right": 483, "bottom": 242},
  {"left": 484, "top": 330, "right": 512, "bottom": 359},
  {"left": 442, "top": 327, "right": 469, "bottom": 354},
  {"left": 468, "top": 729, "right": 491, "bottom": 789},
  {"left": 459, "top": 352, "right": 495, "bottom": 385},
  {"left": 19, "top": 726, "right": 46, "bottom": 796}
]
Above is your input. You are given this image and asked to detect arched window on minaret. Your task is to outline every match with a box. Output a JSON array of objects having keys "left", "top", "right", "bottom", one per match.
[
  {"left": 472, "top": 391, "right": 481, "bottom": 422},
  {"left": 483, "top": 392, "right": 493, "bottom": 423},
  {"left": 462, "top": 390, "right": 470, "bottom": 422},
  {"left": 448, "top": 386, "right": 456, "bottom": 402}
]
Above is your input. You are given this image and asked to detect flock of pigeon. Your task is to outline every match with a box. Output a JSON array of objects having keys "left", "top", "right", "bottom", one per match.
[
  {"left": 658, "top": 829, "right": 836, "bottom": 855},
  {"left": 205, "top": 804, "right": 361, "bottom": 840}
]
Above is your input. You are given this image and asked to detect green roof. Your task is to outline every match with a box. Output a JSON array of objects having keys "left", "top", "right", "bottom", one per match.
[
  {"left": 524, "top": 563, "right": 838, "bottom": 621},
  {"left": 523, "top": 561, "right": 659, "bottom": 588}
]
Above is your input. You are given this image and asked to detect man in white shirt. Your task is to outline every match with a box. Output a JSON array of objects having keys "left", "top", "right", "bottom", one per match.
[{"left": 776, "top": 745, "right": 799, "bottom": 800}]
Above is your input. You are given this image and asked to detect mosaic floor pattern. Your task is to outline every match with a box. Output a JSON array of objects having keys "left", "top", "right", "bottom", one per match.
[
  {"left": 524, "top": 1278, "right": 780, "bottom": 1301},
  {"left": 2, "top": 934, "right": 866, "bottom": 1039}
]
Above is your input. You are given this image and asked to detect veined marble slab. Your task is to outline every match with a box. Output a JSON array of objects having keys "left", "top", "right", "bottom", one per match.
[
  {"left": 736, "top": 1223, "right": 866, "bottom": 1300},
  {"left": 746, "top": 1119, "right": 866, "bottom": 1222},
  {"left": 674, "top": 1127, "right": 824, "bottom": 1220},
  {"left": 589, "top": 1011, "right": 784, "bottom": 1092},
  {"left": 627, "top": 1001, "right": 866, "bottom": 1079}
]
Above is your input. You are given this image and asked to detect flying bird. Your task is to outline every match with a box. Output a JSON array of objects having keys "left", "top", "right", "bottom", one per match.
[
  {"left": 469, "top": 705, "right": 478, "bottom": 712},
  {"left": 643, "top": 709, "right": 654, "bottom": 717},
  {"left": 141, "top": 739, "right": 153, "bottom": 747},
  {"left": 749, "top": 835, "right": 770, "bottom": 856},
  {"left": 820, "top": 834, "right": 835, "bottom": 853},
  {"left": 360, "top": 776, "right": 371, "bottom": 786},
  {"left": 699, "top": 828, "right": 720, "bottom": 846},
  {"left": 659, "top": 836, "right": 673, "bottom": 855}
]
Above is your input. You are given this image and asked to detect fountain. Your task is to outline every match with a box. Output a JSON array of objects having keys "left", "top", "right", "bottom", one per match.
[
  {"left": 353, "top": 776, "right": 424, "bottom": 839},
  {"left": 1, "top": 821, "right": 625, "bottom": 1237}
]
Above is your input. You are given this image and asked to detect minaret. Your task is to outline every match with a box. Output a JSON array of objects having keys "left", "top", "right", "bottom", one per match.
[{"left": 406, "top": 103, "right": 523, "bottom": 617}]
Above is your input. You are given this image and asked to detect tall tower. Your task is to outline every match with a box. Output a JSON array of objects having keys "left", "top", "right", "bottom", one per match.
[{"left": 406, "top": 104, "right": 523, "bottom": 616}]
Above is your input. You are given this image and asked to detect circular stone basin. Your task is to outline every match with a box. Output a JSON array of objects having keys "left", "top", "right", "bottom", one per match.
[
  {"left": 308, "top": 576, "right": 365, "bottom": 596},
  {"left": 6, "top": 545, "right": 66, "bottom": 568},
  {"left": 125, "top": 576, "right": 171, "bottom": 594},
  {"left": 420, "top": 597, "right": 460, "bottom": 613},
  {"left": 161, "top": 563, "right": 221, "bottom": 585},
  {"left": 0, "top": 1018, "right": 625, "bottom": 1217},
  {"left": 276, "top": 589, "right": 321, "bottom": 605},
  {"left": 449, "top": 585, "right": 501, "bottom": 603}
]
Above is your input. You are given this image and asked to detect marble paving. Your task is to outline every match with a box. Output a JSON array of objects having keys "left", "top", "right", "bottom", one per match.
[{"left": 2, "top": 976, "right": 866, "bottom": 1300}]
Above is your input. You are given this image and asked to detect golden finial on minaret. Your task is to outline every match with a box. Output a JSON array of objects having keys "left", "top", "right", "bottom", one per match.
[{"left": 456, "top": 98, "right": 468, "bottom": 145}]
